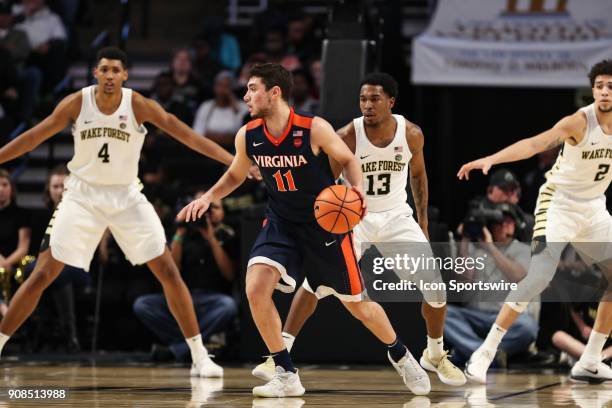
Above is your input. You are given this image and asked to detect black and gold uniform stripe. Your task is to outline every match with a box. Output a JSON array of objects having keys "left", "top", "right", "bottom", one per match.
[{"left": 532, "top": 183, "right": 557, "bottom": 239}]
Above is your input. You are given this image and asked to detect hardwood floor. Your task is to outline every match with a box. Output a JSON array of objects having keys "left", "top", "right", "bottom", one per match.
[{"left": 0, "top": 364, "right": 610, "bottom": 407}]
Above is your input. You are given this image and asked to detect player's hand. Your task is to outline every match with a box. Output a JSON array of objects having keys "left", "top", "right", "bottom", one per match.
[
  {"left": 247, "top": 164, "right": 262, "bottom": 180},
  {"left": 457, "top": 157, "right": 494, "bottom": 180},
  {"left": 351, "top": 185, "right": 367, "bottom": 218},
  {"left": 177, "top": 195, "right": 211, "bottom": 222}
]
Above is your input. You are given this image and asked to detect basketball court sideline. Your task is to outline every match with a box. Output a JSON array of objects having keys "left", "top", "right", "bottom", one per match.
[{"left": 1, "top": 363, "right": 610, "bottom": 407}]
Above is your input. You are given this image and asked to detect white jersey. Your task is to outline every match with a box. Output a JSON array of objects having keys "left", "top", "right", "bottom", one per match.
[
  {"left": 545, "top": 103, "right": 612, "bottom": 199},
  {"left": 68, "top": 85, "right": 147, "bottom": 185},
  {"left": 354, "top": 114, "right": 412, "bottom": 213}
]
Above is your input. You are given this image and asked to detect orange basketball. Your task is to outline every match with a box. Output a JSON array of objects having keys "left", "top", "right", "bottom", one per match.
[{"left": 314, "top": 185, "right": 363, "bottom": 234}]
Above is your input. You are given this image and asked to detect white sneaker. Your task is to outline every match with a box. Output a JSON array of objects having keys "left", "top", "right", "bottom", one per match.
[
  {"left": 252, "top": 356, "right": 276, "bottom": 381},
  {"left": 420, "top": 349, "right": 466, "bottom": 386},
  {"left": 190, "top": 355, "right": 224, "bottom": 378},
  {"left": 464, "top": 347, "right": 495, "bottom": 384},
  {"left": 252, "top": 366, "right": 305, "bottom": 398},
  {"left": 388, "top": 350, "right": 431, "bottom": 396},
  {"left": 570, "top": 359, "right": 612, "bottom": 384}
]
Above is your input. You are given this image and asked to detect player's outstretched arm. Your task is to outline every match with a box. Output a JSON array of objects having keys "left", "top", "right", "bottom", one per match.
[
  {"left": 133, "top": 92, "right": 234, "bottom": 166},
  {"left": 457, "top": 112, "right": 585, "bottom": 180},
  {"left": 0, "top": 92, "right": 79, "bottom": 165},
  {"left": 406, "top": 121, "right": 429, "bottom": 238},
  {"left": 312, "top": 117, "right": 367, "bottom": 216},
  {"left": 177, "top": 126, "right": 251, "bottom": 222}
]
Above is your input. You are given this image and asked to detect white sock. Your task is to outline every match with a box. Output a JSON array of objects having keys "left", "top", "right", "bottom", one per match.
[
  {"left": 0, "top": 332, "right": 9, "bottom": 356},
  {"left": 482, "top": 324, "right": 506, "bottom": 352},
  {"left": 186, "top": 334, "right": 208, "bottom": 363},
  {"left": 427, "top": 335, "right": 444, "bottom": 359},
  {"left": 580, "top": 330, "right": 608, "bottom": 366},
  {"left": 282, "top": 332, "right": 295, "bottom": 353}
]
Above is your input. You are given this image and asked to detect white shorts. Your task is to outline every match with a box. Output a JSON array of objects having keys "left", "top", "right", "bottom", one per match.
[
  {"left": 47, "top": 175, "right": 166, "bottom": 271},
  {"left": 534, "top": 183, "right": 612, "bottom": 262},
  {"left": 353, "top": 207, "right": 428, "bottom": 257}
]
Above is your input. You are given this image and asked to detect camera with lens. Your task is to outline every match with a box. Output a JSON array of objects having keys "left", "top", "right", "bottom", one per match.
[{"left": 462, "top": 208, "right": 504, "bottom": 241}]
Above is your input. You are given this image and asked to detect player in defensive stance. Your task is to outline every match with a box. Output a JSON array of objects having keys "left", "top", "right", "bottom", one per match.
[
  {"left": 0, "top": 47, "right": 251, "bottom": 377},
  {"left": 458, "top": 59, "right": 612, "bottom": 384},
  {"left": 179, "top": 64, "right": 431, "bottom": 397},
  {"left": 251, "top": 73, "right": 466, "bottom": 388}
]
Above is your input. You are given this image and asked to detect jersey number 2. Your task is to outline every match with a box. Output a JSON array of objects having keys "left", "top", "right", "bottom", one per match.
[
  {"left": 594, "top": 164, "right": 610, "bottom": 181},
  {"left": 273, "top": 170, "right": 297, "bottom": 192},
  {"left": 98, "top": 143, "right": 110, "bottom": 163}
]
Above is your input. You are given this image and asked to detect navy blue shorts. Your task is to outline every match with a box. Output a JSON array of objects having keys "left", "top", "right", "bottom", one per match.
[{"left": 248, "top": 210, "right": 364, "bottom": 301}]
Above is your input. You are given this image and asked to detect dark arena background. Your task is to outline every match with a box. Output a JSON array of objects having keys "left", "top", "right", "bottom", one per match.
[{"left": 0, "top": 0, "right": 610, "bottom": 406}]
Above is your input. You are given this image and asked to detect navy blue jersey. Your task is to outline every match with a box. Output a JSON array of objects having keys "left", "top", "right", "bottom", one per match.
[{"left": 246, "top": 108, "right": 335, "bottom": 223}]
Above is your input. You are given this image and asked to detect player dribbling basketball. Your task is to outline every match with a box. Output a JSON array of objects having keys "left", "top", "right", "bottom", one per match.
[
  {"left": 253, "top": 73, "right": 465, "bottom": 389},
  {"left": 178, "top": 64, "right": 431, "bottom": 397}
]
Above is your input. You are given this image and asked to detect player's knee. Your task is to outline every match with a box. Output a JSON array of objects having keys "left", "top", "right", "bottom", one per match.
[
  {"left": 245, "top": 281, "right": 268, "bottom": 308},
  {"left": 505, "top": 301, "right": 528, "bottom": 313},
  {"left": 154, "top": 263, "right": 181, "bottom": 285}
]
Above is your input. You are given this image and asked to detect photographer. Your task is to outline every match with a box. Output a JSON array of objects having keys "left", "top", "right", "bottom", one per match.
[
  {"left": 468, "top": 168, "right": 534, "bottom": 242},
  {"left": 445, "top": 203, "right": 538, "bottom": 366},
  {"left": 133, "top": 191, "right": 238, "bottom": 362}
]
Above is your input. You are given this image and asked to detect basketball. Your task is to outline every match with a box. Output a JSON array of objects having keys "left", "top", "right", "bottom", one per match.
[{"left": 314, "top": 185, "right": 363, "bottom": 234}]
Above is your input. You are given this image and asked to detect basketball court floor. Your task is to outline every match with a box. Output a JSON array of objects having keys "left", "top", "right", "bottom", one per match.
[{"left": 1, "top": 363, "right": 610, "bottom": 407}]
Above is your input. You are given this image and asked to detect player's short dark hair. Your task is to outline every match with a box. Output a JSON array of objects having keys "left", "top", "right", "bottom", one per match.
[
  {"left": 588, "top": 60, "right": 612, "bottom": 87},
  {"left": 96, "top": 46, "right": 128, "bottom": 68},
  {"left": 248, "top": 63, "right": 293, "bottom": 102},
  {"left": 360, "top": 72, "right": 398, "bottom": 99}
]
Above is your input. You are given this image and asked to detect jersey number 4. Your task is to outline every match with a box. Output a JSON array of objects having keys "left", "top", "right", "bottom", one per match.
[
  {"left": 273, "top": 170, "right": 298, "bottom": 192},
  {"left": 98, "top": 143, "right": 110, "bottom": 163},
  {"left": 366, "top": 173, "right": 390, "bottom": 195}
]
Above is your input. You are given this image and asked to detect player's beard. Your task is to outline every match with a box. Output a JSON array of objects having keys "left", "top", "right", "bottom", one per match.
[
  {"left": 258, "top": 99, "right": 274, "bottom": 119},
  {"left": 250, "top": 97, "right": 273, "bottom": 119}
]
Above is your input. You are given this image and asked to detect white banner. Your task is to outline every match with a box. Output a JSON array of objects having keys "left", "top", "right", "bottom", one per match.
[{"left": 412, "top": 0, "right": 612, "bottom": 87}]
